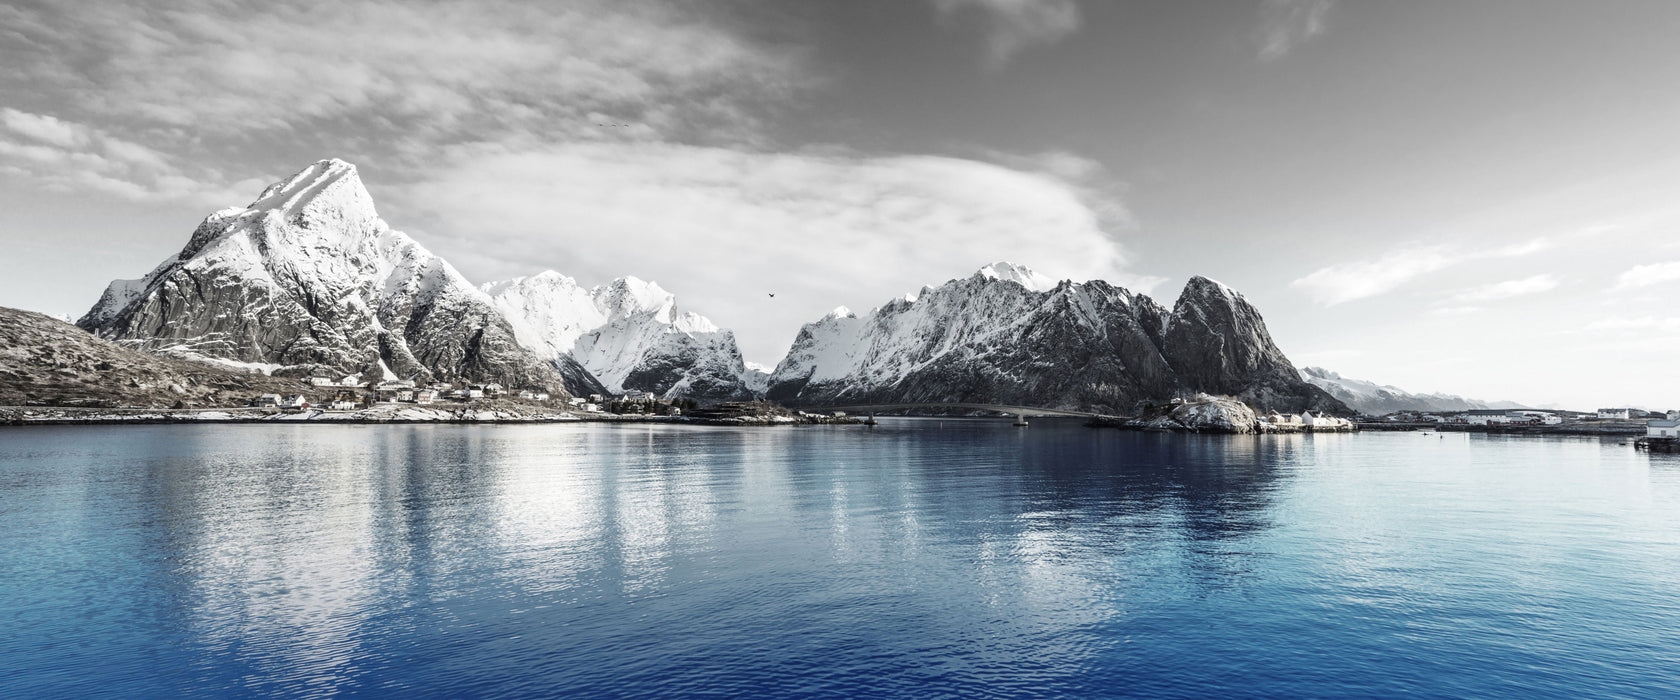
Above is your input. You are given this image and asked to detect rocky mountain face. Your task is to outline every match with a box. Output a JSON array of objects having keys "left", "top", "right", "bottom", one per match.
[
  {"left": 1300, "top": 367, "right": 1500, "bottom": 414},
  {"left": 78, "top": 159, "right": 574, "bottom": 394},
  {"left": 483, "top": 272, "right": 757, "bottom": 402},
  {"left": 1, "top": 306, "right": 315, "bottom": 408},
  {"left": 766, "top": 263, "right": 1347, "bottom": 415}
]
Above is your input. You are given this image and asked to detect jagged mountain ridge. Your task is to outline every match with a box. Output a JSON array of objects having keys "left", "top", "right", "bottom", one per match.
[
  {"left": 767, "top": 263, "right": 1347, "bottom": 415},
  {"left": 483, "top": 272, "right": 758, "bottom": 402},
  {"left": 78, "top": 159, "right": 580, "bottom": 394}
]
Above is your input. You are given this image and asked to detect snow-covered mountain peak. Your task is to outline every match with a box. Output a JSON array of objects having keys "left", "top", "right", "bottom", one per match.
[
  {"left": 481, "top": 269, "right": 583, "bottom": 297},
  {"left": 824, "top": 306, "right": 855, "bottom": 320},
  {"left": 247, "top": 158, "right": 376, "bottom": 231},
  {"left": 1180, "top": 275, "right": 1242, "bottom": 302},
  {"left": 594, "top": 275, "right": 676, "bottom": 321},
  {"left": 79, "top": 158, "right": 570, "bottom": 393},
  {"left": 975, "top": 262, "right": 1059, "bottom": 292},
  {"left": 482, "top": 271, "right": 758, "bottom": 401}
]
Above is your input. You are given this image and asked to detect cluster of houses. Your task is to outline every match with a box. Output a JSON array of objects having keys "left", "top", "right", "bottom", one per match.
[
  {"left": 1260, "top": 411, "right": 1355, "bottom": 432},
  {"left": 249, "top": 373, "right": 554, "bottom": 411}
]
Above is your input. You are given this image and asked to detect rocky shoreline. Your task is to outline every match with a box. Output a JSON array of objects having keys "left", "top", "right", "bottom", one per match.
[{"left": 0, "top": 404, "right": 863, "bottom": 427}]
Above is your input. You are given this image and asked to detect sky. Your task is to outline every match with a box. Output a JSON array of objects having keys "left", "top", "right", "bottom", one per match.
[{"left": 0, "top": 0, "right": 1676, "bottom": 410}]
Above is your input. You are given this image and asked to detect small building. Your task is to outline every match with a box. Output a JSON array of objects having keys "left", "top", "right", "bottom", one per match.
[
  {"left": 483, "top": 383, "right": 505, "bottom": 397},
  {"left": 307, "top": 376, "right": 337, "bottom": 387},
  {"left": 589, "top": 394, "right": 604, "bottom": 403},
  {"left": 1464, "top": 409, "right": 1513, "bottom": 425},
  {"left": 280, "top": 395, "right": 309, "bottom": 410},
  {"left": 517, "top": 390, "right": 536, "bottom": 400},
  {"left": 328, "top": 400, "right": 357, "bottom": 411},
  {"left": 569, "top": 397, "right": 586, "bottom": 406},
  {"left": 667, "top": 406, "right": 683, "bottom": 416},
  {"left": 339, "top": 374, "right": 363, "bottom": 387},
  {"left": 582, "top": 403, "right": 601, "bottom": 412},
  {"left": 251, "top": 394, "right": 281, "bottom": 407},
  {"left": 1598, "top": 408, "right": 1633, "bottom": 420},
  {"left": 533, "top": 392, "right": 550, "bottom": 401},
  {"left": 414, "top": 389, "right": 438, "bottom": 405},
  {"left": 1648, "top": 419, "right": 1680, "bottom": 439}
]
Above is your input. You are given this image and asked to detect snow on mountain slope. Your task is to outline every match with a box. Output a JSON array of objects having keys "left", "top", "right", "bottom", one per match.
[
  {"left": 484, "top": 273, "right": 757, "bottom": 402},
  {"left": 767, "top": 264, "right": 1346, "bottom": 415},
  {"left": 1299, "top": 367, "right": 1497, "bottom": 414},
  {"left": 79, "top": 159, "right": 573, "bottom": 393}
]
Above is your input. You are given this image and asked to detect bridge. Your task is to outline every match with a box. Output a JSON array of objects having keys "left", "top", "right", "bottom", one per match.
[{"left": 812, "top": 402, "right": 1123, "bottom": 422}]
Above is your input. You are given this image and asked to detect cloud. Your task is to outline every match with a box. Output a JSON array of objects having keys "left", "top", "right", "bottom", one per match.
[
  {"left": 1257, "top": 0, "right": 1336, "bottom": 60},
  {"left": 1291, "top": 237, "right": 1553, "bottom": 306},
  {"left": 0, "top": 108, "right": 262, "bottom": 206},
  {"left": 1291, "top": 245, "right": 1456, "bottom": 306},
  {"left": 1613, "top": 260, "right": 1680, "bottom": 290},
  {"left": 397, "top": 142, "right": 1138, "bottom": 361},
  {"left": 1447, "top": 274, "right": 1559, "bottom": 304},
  {"left": 0, "top": 1, "right": 802, "bottom": 153},
  {"left": 929, "top": 0, "right": 1082, "bottom": 67}
]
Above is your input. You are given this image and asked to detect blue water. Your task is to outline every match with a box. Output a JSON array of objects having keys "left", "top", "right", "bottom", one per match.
[{"left": 3, "top": 420, "right": 1679, "bottom": 698}]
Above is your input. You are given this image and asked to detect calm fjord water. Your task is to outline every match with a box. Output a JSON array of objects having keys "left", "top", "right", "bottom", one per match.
[{"left": 3, "top": 420, "right": 1679, "bottom": 698}]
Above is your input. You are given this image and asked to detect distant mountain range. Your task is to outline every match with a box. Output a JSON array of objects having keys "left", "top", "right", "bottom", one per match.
[
  {"left": 1299, "top": 367, "right": 1526, "bottom": 414},
  {"left": 63, "top": 158, "right": 1364, "bottom": 413},
  {"left": 766, "top": 263, "right": 1344, "bottom": 414}
]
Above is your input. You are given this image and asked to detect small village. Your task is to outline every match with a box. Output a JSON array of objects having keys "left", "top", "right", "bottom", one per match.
[
  {"left": 1362, "top": 406, "right": 1680, "bottom": 448},
  {"left": 247, "top": 371, "right": 696, "bottom": 416}
]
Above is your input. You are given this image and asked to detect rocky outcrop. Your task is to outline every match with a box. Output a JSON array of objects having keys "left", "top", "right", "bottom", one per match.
[
  {"left": 766, "top": 264, "right": 1347, "bottom": 415},
  {"left": 0, "top": 306, "right": 320, "bottom": 408},
  {"left": 78, "top": 159, "right": 572, "bottom": 395},
  {"left": 1124, "top": 394, "right": 1260, "bottom": 433}
]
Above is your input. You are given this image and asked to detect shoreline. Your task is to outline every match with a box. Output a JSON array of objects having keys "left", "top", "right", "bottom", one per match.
[
  {"left": 1357, "top": 421, "right": 1646, "bottom": 436},
  {"left": 0, "top": 405, "right": 863, "bottom": 427}
]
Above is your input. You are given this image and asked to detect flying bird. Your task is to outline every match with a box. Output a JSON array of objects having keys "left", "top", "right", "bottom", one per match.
[{"left": 768, "top": 293, "right": 776, "bottom": 298}]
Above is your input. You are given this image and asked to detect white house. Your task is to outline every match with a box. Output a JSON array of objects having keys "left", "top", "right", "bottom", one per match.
[
  {"left": 1463, "top": 409, "right": 1517, "bottom": 425},
  {"left": 414, "top": 389, "right": 438, "bottom": 405},
  {"left": 1268, "top": 412, "right": 1303, "bottom": 427},
  {"left": 280, "top": 395, "right": 308, "bottom": 409},
  {"left": 1648, "top": 419, "right": 1680, "bottom": 439},
  {"left": 328, "top": 400, "right": 357, "bottom": 411},
  {"left": 307, "top": 376, "right": 336, "bottom": 387},
  {"left": 251, "top": 394, "right": 281, "bottom": 407},
  {"left": 1598, "top": 408, "right": 1632, "bottom": 420}
]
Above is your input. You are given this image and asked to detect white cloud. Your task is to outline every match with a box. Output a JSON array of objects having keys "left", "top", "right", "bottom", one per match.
[
  {"left": 1290, "top": 245, "right": 1456, "bottom": 306},
  {"left": 1292, "top": 236, "right": 1555, "bottom": 307},
  {"left": 0, "top": 1, "right": 801, "bottom": 150},
  {"left": 399, "top": 142, "right": 1138, "bottom": 362},
  {"left": 1613, "top": 260, "right": 1680, "bottom": 290},
  {"left": 0, "top": 108, "right": 256, "bottom": 206},
  {"left": 0, "top": 109, "right": 84, "bottom": 148},
  {"left": 929, "top": 0, "right": 1081, "bottom": 67},
  {"left": 1447, "top": 274, "right": 1559, "bottom": 304},
  {"left": 1257, "top": 0, "right": 1336, "bottom": 61}
]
